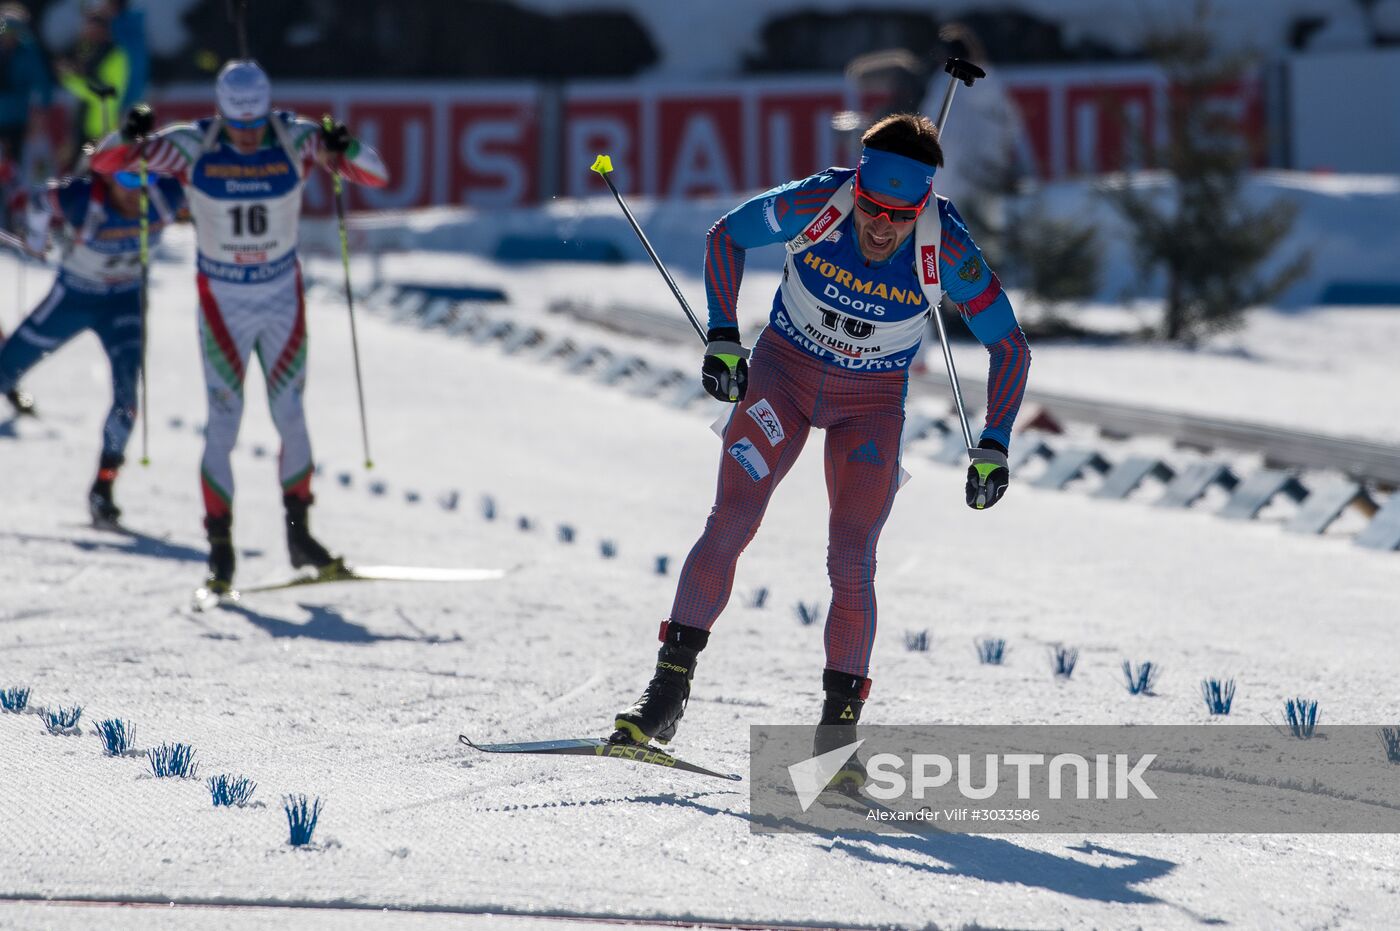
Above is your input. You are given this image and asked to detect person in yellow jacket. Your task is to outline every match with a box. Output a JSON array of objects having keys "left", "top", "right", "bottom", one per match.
[{"left": 55, "top": 5, "right": 128, "bottom": 162}]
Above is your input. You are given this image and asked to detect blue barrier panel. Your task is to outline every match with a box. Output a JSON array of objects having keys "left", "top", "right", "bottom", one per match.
[
  {"left": 669, "top": 380, "right": 711, "bottom": 409},
  {"left": 501, "top": 327, "right": 543, "bottom": 355},
  {"left": 1030, "top": 448, "right": 1112, "bottom": 490},
  {"left": 902, "top": 415, "right": 948, "bottom": 444},
  {"left": 1154, "top": 462, "right": 1240, "bottom": 509},
  {"left": 1007, "top": 437, "right": 1054, "bottom": 472},
  {"left": 1217, "top": 469, "right": 1309, "bottom": 520},
  {"left": 394, "top": 282, "right": 508, "bottom": 304},
  {"left": 565, "top": 346, "right": 611, "bottom": 375},
  {"left": 535, "top": 336, "right": 578, "bottom": 361},
  {"left": 1354, "top": 492, "right": 1400, "bottom": 551},
  {"left": 494, "top": 235, "right": 626, "bottom": 265},
  {"left": 418, "top": 297, "right": 457, "bottom": 328},
  {"left": 1092, "top": 457, "right": 1175, "bottom": 500},
  {"left": 1316, "top": 282, "right": 1400, "bottom": 305},
  {"left": 631, "top": 368, "right": 685, "bottom": 398},
  {"left": 1286, "top": 479, "right": 1370, "bottom": 535},
  {"left": 597, "top": 356, "right": 648, "bottom": 386},
  {"left": 470, "top": 319, "right": 514, "bottom": 345},
  {"left": 930, "top": 431, "right": 974, "bottom": 465},
  {"left": 445, "top": 307, "right": 487, "bottom": 336}
]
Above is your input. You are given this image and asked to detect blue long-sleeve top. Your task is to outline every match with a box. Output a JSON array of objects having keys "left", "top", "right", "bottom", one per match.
[{"left": 703, "top": 168, "right": 1031, "bottom": 449}]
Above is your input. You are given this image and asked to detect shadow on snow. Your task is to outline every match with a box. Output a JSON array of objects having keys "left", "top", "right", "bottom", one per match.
[
  {"left": 225, "top": 601, "right": 462, "bottom": 646},
  {"left": 630, "top": 794, "right": 1221, "bottom": 924},
  {"left": 0, "top": 529, "right": 207, "bottom": 564}
]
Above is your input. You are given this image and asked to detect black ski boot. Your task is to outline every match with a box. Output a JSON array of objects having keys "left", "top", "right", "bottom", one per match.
[
  {"left": 284, "top": 493, "right": 344, "bottom": 575},
  {"left": 88, "top": 455, "right": 124, "bottom": 526},
  {"left": 814, "top": 669, "right": 871, "bottom": 794},
  {"left": 5, "top": 387, "right": 36, "bottom": 417},
  {"left": 612, "top": 622, "right": 709, "bottom": 745},
  {"left": 204, "top": 514, "right": 236, "bottom": 595}
]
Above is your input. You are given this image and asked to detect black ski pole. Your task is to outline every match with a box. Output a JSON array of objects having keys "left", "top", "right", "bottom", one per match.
[
  {"left": 927, "top": 57, "right": 986, "bottom": 458},
  {"left": 227, "top": 0, "right": 250, "bottom": 58},
  {"left": 589, "top": 154, "right": 707, "bottom": 345},
  {"left": 136, "top": 149, "right": 151, "bottom": 465},
  {"left": 324, "top": 116, "right": 374, "bottom": 470}
]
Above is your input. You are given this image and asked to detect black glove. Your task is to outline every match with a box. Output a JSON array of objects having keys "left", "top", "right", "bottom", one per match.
[
  {"left": 122, "top": 104, "right": 154, "bottom": 141},
  {"left": 700, "top": 327, "right": 749, "bottom": 403},
  {"left": 320, "top": 120, "right": 352, "bottom": 154},
  {"left": 966, "top": 438, "right": 1010, "bottom": 510}
]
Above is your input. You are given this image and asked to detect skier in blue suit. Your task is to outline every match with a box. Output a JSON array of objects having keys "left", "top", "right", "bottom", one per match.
[{"left": 0, "top": 162, "right": 184, "bottom": 524}]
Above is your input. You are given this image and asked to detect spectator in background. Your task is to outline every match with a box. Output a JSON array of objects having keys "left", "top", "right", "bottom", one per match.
[
  {"left": 918, "top": 23, "right": 1032, "bottom": 205},
  {"left": 92, "top": 0, "right": 146, "bottom": 110},
  {"left": 0, "top": 3, "right": 53, "bottom": 187},
  {"left": 55, "top": 2, "right": 128, "bottom": 161}
]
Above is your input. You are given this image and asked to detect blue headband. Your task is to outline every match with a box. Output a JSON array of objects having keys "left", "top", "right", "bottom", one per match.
[{"left": 857, "top": 147, "right": 936, "bottom": 202}]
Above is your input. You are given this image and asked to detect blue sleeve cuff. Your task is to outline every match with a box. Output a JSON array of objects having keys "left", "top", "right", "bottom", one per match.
[{"left": 980, "top": 426, "right": 1012, "bottom": 451}]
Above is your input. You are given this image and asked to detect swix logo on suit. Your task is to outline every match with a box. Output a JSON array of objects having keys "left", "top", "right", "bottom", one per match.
[
  {"left": 800, "top": 206, "right": 840, "bottom": 242},
  {"left": 920, "top": 245, "right": 940, "bottom": 284},
  {"left": 774, "top": 214, "right": 930, "bottom": 370}
]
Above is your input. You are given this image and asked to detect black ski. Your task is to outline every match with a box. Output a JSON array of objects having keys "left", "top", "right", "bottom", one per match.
[{"left": 459, "top": 734, "right": 742, "bottom": 782}]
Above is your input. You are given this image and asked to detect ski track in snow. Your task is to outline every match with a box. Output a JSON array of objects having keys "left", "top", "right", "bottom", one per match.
[{"left": 2, "top": 244, "right": 1400, "bottom": 931}]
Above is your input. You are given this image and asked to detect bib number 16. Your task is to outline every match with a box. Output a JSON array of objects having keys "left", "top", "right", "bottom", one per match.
[{"left": 228, "top": 204, "right": 268, "bottom": 237}]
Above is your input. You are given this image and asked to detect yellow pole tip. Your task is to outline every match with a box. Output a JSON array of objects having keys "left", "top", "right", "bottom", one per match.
[
  {"left": 365, "top": 460, "right": 374, "bottom": 470},
  {"left": 589, "top": 154, "right": 613, "bottom": 175},
  {"left": 140, "top": 457, "right": 151, "bottom": 466}
]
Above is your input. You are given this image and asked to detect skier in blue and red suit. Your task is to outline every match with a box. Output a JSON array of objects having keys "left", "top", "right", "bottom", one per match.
[
  {"left": 0, "top": 163, "right": 185, "bottom": 525},
  {"left": 613, "top": 113, "right": 1031, "bottom": 784}
]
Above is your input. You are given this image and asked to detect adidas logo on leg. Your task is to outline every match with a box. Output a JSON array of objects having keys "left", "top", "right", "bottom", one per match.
[{"left": 847, "top": 440, "right": 884, "bottom": 465}]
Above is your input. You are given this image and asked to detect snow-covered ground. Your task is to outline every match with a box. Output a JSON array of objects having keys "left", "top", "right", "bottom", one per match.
[{"left": 2, "top": 239, "right": 1400, "bottom": 930}]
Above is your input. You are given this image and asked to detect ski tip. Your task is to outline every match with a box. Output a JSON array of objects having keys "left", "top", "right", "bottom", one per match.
[
  {"left": 590, "top": 154, "right": 613, "bottom": 175},
  {"left": 458, "top": 734, "right": 478, "bottom": 750}
]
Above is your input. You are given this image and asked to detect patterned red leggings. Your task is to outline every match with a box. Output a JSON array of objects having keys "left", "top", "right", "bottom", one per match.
[{"left": 669, "top": 331, "right": 907, "bottom": 679}]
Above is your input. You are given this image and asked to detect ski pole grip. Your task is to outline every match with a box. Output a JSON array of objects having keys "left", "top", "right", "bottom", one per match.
[{"left": 944, "top": 57, "right": 986, "bottom": 87}]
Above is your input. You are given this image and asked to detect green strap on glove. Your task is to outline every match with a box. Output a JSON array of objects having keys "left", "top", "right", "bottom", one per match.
[
  {"left": 701, "top": 330, "right": 750, "bottom": 403},
  {"left": 965, "top": 443, "right": 1010, "bottom": 510}
]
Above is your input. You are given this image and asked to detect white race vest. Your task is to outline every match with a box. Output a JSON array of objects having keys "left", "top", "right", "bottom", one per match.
[{"left": 774, "top": 180, "right": 945, "bottom": 368}]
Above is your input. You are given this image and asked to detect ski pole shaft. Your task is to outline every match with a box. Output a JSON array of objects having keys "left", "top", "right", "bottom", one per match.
[
  {"left": 589, "top": 154, "right": 707, "bottom": 345},
  {"left": 325, "top": 117, "right": 373, "bottom": 469},
  {"left": 93, "top": 81, "right": 117, "bottom": 149},
  {"left": 227, "top": 0, "right": 251, "bottom": 58},
  {"left": 927, "top": 57, "right": 986, "bottom": 457},
  {"left": 137, "top": 154, "right": 151, "bottom": 465},
  {"left": 0, "top": 228, "right": 45, "bottom": 261},
  {"left": 931, "top": 300, "right": 976, "bottom": 451}
]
